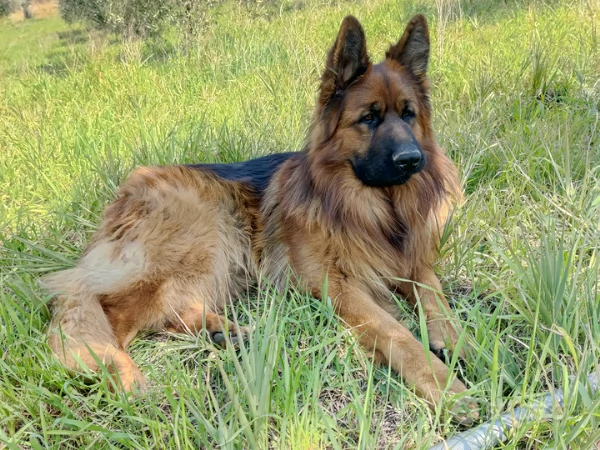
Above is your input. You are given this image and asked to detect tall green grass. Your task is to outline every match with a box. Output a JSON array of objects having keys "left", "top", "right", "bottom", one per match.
[{"left": 1, "top": 0, "right": 599, "bottom": 448}]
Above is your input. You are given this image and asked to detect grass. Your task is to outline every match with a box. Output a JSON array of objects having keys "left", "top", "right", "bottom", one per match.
[{"left": 1, "top": 0, "right": 599, "bottom": 448}]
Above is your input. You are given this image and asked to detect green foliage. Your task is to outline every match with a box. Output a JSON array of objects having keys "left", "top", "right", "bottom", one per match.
[
  {"left": 59, "top": 0, "right": 176, "bottom": 37},
  {"left": 56, "top": 0, "right": 308, "bottom": 39},
  {"left": 0, "top": 0, "right": 15, "bottom": 17},
  {"left": 1, "top": 0, "right": 600, "bottom": 448}
]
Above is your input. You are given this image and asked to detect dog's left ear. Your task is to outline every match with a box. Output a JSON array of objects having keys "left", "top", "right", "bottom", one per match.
[
  {"left": 386, "top": 14, "right": 430, "bottom": 77},
  {"left": 319, "top": 16, "right": 370, "bottom": 105}
]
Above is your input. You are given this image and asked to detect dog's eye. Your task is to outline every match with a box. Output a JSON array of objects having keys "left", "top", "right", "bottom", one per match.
[
  {"left": 360, "top": 113, "right": 381, "bottom": 128},
  {"left": 402, "top": 109, "right": 416, "bottom": 122},
  {"left": 362, "top": 113, "right": 375, "bottom": 123}
]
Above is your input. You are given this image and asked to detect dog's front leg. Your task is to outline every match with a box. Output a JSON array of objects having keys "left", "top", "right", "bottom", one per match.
[
  {"left": 329, "top": 278, "right": 477, "bottom": 424},
  {"left": 405, "top": 269, "right": 466, "bottom": 361}
]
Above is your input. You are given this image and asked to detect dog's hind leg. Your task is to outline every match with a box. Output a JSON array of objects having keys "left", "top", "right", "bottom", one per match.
[
  {"left": 46, "top": 165, "right": 255, "bottom": 390},
  {"left": 100, "top": 273, "right": 251, "bottom": 350},
  {"left": 165, "top": 303, "right": 249, "bottom": 345},
  {"left": 53, "top": 340, "right": 146, "bottom": 392},
  {"left": 46, "top": 277, "right": 147, "bottom": 392}
]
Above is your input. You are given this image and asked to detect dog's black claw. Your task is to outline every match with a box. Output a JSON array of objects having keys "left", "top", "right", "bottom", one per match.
[
  {"left": 211, "top": 332, "right": 226, "bottom": 344},
  {"left": 210, "top": 331, "right": 241, "bottom": 346},
  {"left": 431, "top": 345, "right": 470, "bottom": 383},
  {"left": 430, "top": 345, "right": 448, "bottom": 363}
]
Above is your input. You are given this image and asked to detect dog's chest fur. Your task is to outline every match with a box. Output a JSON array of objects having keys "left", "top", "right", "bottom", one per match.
[{"left": 187, "top": 151, "right": 440, "bottom": 311}]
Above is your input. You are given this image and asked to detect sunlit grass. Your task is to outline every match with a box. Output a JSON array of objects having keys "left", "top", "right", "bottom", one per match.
[{"left": 1, "top": 0, "right": 599, "bottom": 448}]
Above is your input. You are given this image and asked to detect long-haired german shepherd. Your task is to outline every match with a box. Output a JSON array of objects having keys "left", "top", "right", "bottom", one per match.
[{"left": 45, "top": 15, "right": 478, "bottom": 423}]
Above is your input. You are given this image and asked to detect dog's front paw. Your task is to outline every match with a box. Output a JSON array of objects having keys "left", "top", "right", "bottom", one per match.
[
  {"left": 210, "top": 325, "right": 250, "bottom": 346},
  {"left": 446, "top": 393, "right": 481, "bottom": 426},
  {"left": 427, "top": 318, "right": 467, "bottom": 361}
]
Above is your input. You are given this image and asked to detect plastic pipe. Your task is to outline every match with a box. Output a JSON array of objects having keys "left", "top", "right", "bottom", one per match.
[{"left": 429, "top": 370, "right": 600, "bottom": 450}]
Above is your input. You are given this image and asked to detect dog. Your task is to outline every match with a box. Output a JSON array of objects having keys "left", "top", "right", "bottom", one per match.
[{"left": 45, "top": 14, "right": 478, "bottom": 424}]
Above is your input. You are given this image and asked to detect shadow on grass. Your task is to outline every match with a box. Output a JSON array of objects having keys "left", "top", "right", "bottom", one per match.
[
  {"left": 57, "top": 28, "right": 89, "bottom": 46},
  {"left": 37, "top": 27, "right": 91, "bottom": 77},
  {"left": 38, "top": 47, "right": 89, "bottom": 77}
]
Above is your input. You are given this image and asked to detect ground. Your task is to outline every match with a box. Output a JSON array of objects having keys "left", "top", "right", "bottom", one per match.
[{"left": 0, "top": 0, "right": 599, "bottom": 448}]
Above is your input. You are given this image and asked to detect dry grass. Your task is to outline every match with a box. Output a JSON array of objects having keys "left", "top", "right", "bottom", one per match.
[{"left": 8, "top": 0, "right": 58, "bottom": 22}]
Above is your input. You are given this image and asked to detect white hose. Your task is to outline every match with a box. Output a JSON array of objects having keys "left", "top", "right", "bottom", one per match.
[{"left": 429, "top": 370, "right": 600, "bottom": 450}]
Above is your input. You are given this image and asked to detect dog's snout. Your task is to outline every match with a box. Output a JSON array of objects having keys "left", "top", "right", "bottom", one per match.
[{"left": 392, "top": 146, "right": 422, "bottom": 171}]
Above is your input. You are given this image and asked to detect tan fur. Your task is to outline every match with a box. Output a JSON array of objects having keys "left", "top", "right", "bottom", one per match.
[{"left": 45, "top": 15, "right": 478, "bottom": 423}]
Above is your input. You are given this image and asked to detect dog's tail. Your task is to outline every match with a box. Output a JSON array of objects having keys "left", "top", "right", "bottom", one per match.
[{"left": 43, "top": 254, "right": 146, "bottom": 390}]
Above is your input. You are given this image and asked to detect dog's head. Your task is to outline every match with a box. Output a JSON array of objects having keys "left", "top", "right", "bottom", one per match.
[{"left": 309, "top": 15, "right": 434, "bottom": 188}]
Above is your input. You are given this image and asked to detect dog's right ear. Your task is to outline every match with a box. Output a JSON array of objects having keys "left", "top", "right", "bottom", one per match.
[{"left": 319, "top": 16, "right": 370, "bottom": 106}]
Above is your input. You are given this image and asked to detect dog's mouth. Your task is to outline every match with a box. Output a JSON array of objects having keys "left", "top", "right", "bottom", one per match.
[{"left": 391, "top": 172, "right": 417, "bottom": 185}]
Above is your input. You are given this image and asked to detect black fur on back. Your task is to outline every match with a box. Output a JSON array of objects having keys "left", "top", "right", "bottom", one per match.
[{"left": 188, "top": 152, "right": 298, "bottom": 193}]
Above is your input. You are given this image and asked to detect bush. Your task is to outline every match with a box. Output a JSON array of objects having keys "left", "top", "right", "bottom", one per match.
[
  {"left": 59, "top": 0, "right": 175, "bottom": 38},
  {"left": 0, "top": 0, "right": 16, "bottom": 17},
  {"left": 57, "top": 0, "right": 285, "bottom": 40}
]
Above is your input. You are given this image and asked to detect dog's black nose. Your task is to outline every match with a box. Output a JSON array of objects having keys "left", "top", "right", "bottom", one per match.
[{"left": 392, "top": 146, "right": 422, "bottom": 171}]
